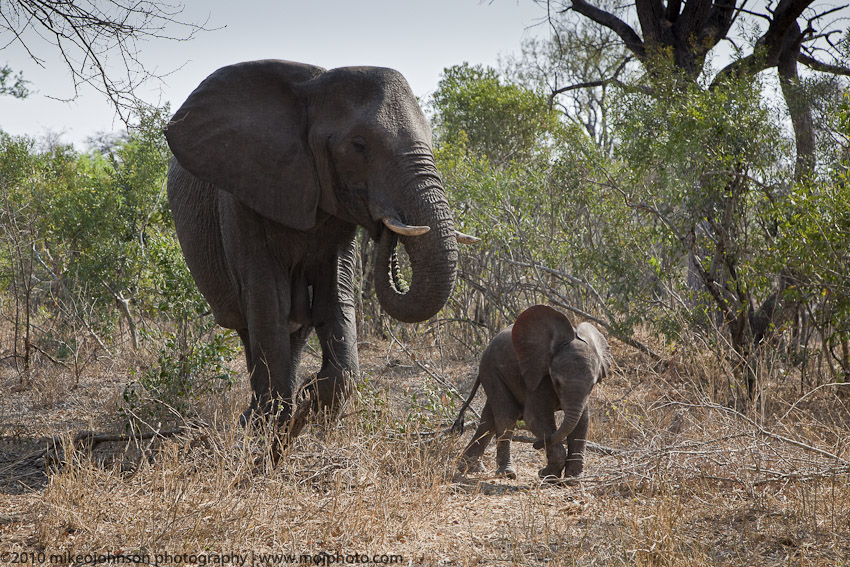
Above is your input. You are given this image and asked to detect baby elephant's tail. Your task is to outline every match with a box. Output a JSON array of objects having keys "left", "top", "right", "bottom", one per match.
[{"left": 450, "top": 375, "right": 482, "bottom": 435}]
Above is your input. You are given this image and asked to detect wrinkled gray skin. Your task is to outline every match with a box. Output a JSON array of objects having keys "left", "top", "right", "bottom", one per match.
[
  {"left": 165, "top": 60, "right": 458, "bottom": 432},
  {"left": 452, "top": 305, "right": 610, "bottom": 480}
]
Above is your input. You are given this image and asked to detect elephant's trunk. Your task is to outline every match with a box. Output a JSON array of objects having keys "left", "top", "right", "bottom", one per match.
[
  {"left": 534, "top": 402, "right": 587, "bottom": 450},
  {"left": 373, "top": 150, "right": 458, "bottom": 323}
]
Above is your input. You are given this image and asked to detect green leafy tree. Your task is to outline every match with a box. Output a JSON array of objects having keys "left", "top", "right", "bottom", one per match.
[
  {"left": 611, "top": 71, "right": 790, "bottom": 379},
  {"left": 765, "top": 93, "right": 850, "bottom": 380},
  {"left": 0, "top": 65, "right": 29, "bottom": 98},
  {"left": 30, "top": 106, "right": 174, "bottom": 326},
  {"left": 503, "top": 0, "right": 631, "bottom": 153},
  {"left": 534, "top": 0, "right": 850, "bottom": 180},
  {"left": 430, "top": 63, "right": 561, "bottom": 165},
  {"left": 1, "top": 108, "right": 238, "bottom": 417}
]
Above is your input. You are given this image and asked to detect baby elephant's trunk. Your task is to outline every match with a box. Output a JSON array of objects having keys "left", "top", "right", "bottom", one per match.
[{"left": 533, "top": 404, "right": 586, "bottom": 450}]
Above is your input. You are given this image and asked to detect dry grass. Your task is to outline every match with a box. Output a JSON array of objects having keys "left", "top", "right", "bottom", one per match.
[{"left": 2, "top": 328, "right": 850, "bottom": 566}]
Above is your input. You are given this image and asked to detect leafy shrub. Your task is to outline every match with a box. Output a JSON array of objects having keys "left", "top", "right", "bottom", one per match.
[{"left": 122, "top": 329, "right": 239, "bottom": 423}]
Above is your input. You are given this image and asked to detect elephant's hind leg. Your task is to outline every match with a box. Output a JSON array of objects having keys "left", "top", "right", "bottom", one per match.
[
  {"left": 237, "top": 327, "right": 260, "bottom": 428},
  {"left": 494, "top": 432, "right": 517, "bottom": 479},
  {"left": 301, "top": 238, "right": 358, "bottom": 419},
  {"left": 489, "top": 377, "right": 520, "bottom": 479},
  {"left": 459, "top": 402, "right": 494, "bottom": 474},
  {"left": 492, "top": 408, "right": 520, "bottom": 478}
]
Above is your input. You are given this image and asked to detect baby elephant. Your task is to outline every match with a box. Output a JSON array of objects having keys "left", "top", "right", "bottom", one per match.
[{"left": 452, "top": 305, "right": 610, "bottom": 480}]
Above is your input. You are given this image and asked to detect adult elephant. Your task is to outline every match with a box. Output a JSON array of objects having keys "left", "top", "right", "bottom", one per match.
[{"left": 165, "top": 59, "right": 471, "bottom": 434}]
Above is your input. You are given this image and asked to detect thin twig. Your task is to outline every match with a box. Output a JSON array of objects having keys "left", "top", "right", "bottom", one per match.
[
  {"left": 385, "top": 324, "right": 481, "bottom": 420},
  {"left": 778, "top": 382, "right": 850, "bottom": 423},
  {"left": 667, "top": 401, "right": 849, "bottom": 467}
]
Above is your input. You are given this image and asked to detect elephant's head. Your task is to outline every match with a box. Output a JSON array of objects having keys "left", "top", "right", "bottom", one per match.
[
  {"left": 511, "top": 305, "right": 610, "bottom": 449},
  {"left": 165, "top": 59, "right": 465, "bottom": 322}
]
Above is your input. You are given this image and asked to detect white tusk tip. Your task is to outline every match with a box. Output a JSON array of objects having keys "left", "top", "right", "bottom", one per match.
[{"left": 455, "top": 231, "right": 480, "bottom": 244}]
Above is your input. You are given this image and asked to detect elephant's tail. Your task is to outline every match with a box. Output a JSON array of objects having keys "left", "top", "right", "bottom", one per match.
[{"left": 450, "top": 375, "right": 482, "bottom": 435}]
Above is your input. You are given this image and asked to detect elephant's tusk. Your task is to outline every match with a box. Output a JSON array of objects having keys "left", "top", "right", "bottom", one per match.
[
  {"left": 455, "top": 230, "right": 480, "bottom": 244},
  {"left": 382, "top": 217, "right": 431, "bottom": 237}
]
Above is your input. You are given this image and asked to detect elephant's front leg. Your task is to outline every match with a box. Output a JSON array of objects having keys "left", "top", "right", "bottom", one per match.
[
  {"left": 564, "top": 407, "right": 590, "bottom": 478},
  {"left": 221, "top": 199, "right": 297, "bottom": 428},
  {"left": 242, "top": 283, "right": 294, "bottom": 427},
  {"left": 525, "top": 403, "right": 566, "bottom": 481},
  {"left": 300, "top": 238, "right": 359, "bottom": 417}
]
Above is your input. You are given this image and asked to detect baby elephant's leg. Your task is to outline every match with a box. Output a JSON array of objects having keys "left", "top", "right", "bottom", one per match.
[
  {"left": 564, "top": 407, "right": 590, "bottom": 478},
  {"left": 459, "top": 403, "right": 495, "bottom": 473},
  {"left": 526, "top": 410, "right": 566, "bottom": 480},
  {"left": 494, "top": 429, "right": 517, "bottom": 479},
  {"left": 489, "top": 378, "right": 520, "bottom": 479}
]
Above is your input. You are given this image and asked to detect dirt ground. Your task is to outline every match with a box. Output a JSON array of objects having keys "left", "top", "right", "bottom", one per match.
[{"left": 1, "top": 329, "right": 849, "bottom": 566}]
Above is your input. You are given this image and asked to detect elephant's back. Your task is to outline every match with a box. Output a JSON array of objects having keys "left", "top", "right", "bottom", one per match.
[
  {"left": 480, "top": 328, "right": 516, "bottom": 366},
  {"left": 479, "top": 328, "right": 525, "bottom": 402}
]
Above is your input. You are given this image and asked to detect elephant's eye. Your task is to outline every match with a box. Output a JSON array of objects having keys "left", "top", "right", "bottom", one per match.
[{"left": 352, "top": 137, "right": 367, "bottom": 153}]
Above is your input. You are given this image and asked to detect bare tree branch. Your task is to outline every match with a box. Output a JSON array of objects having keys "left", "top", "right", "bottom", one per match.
[
  {"left": 712, "top": 0, "right": 817, "bottom": 85},
  {"left": 799, "top": 53, "right": 850, "bottom": 75},
  {"left": 505, "top": 259, "right": 663, "bottom": 361},
  {"left": 568, "top": 0, "right": 647, "bottom": 59},
  {"left": 0, "top": 1, "right": 211, "bottom": 120},
  {"left": 546, "top": 55, "right": 633, "bottom": 108}
]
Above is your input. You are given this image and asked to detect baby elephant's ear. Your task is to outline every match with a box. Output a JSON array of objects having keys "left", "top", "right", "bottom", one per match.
[
  {"left": 512, "top": 305, "right": 575, "bottom": 392},
  {"left": 577, "top": 321, "right": 611, "bottom": 383}
]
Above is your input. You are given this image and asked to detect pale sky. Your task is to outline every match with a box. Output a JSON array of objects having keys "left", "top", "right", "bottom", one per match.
[{"left": 0, "top": 1, "right": 550, "bottom": 147}]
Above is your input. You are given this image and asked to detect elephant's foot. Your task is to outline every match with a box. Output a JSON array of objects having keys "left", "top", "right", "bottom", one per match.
[
  {"left": 563, "top": 457, "right": 584, "bottom": 478},
  {"left": 283, "top": 397, "right": 313, "bottom": 440},
  {"left": 457, "top": 456, "right": 485, "bottom": 474},
  {"left": 235, "top": 415, "right": 288, "bottom": 470},
  {"left": 238, "top": 406, "right": 258, "bottom": 429},
  {"left": 238, "top": 398, "right": 294, "bottom": 431},
  {"left": 239, "top": 406, "right": 281, "bottom": 431},
  {"left": 494, "top": 463, "right": 517, "bottom": 480},
  {"left": 540, "top": 474, "right": 580, "bottom": 487},
  {"left": 237, "top": 398, "right": 302, "bottom": 468},
  {"left": 298, "top": 373, "right": 353, "bottom": 421},
  {"left": 538, "top": 462, "right": 566, "bottom": 481}
]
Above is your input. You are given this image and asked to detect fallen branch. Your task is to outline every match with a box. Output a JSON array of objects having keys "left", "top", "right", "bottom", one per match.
[
  {"left": 778, "top": 381, "right": 850, "bottom": 423},
  {"left": 72, "top": 428, "right": 185, "bottom": 449},
  {"left": 667, "top": 401, "right": 849, "bottom": 467},
  {"left": 27, "top": 427, "right": 188, "bottom": 464},
  {"left": 446, "top": 421, "right": 624, "bottom": 455},
  {"left": 29, "top": 342, "right": 72, "bottom": 370},
  {"left": 512, "top": 434, "right": 624, "bottom": 455},
  {"left": 751, "top": 465, "right": 850, "bottom": 486}
]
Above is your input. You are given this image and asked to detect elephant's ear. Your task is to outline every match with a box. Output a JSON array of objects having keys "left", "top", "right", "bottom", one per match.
[
  {"left": 165, "top": 60, "right": 325, "bottom": 230},
  {"left": 577, "top": 322, "right": 611, "bottom": 382},
  {"left": 512, "top": 305, "right": 575, "bottom": 392},
  {"left": 597, "top": 331, "right": 612, "bottom": 381}
]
